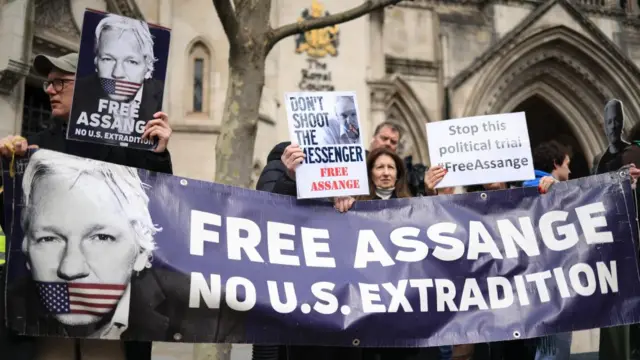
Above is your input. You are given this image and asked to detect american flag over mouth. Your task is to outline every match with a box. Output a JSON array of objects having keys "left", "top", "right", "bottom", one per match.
[
  {"left": 36, "top": 282, "right": 126, "bottom": 316},
  {"left": 99, "top": 77, "right": 141, "bottom": 97}
]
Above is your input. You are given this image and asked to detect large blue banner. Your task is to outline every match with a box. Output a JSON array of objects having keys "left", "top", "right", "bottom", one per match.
[{"left": 3, "top": 149, "right": 640, "bottom": 346}]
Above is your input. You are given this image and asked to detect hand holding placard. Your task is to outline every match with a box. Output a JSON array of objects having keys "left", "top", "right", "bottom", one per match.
[
  {"left": 426, "top": 112, "right": 535, "bottom": 188},
  {"left": 284, "top": 91, "right": 369, "bottom": 199}
]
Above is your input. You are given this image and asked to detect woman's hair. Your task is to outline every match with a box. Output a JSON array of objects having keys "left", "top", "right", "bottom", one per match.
[
  {"left": 532, "top": 140, "right": 572, "bottom": 174},
  {"left": 21, "top": 149, "right": 161, "bottom": 255},
  {"left": 359, "top": 147, "right": 411, "bottom": 200}
]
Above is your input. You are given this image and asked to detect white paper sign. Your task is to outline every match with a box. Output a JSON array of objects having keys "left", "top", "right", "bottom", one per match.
[
  {"left": 426, "top": 112, "right": 535, "bottom": 188},
  {"left": 284, "top": 91, "right": 369, "bottom": 199}
]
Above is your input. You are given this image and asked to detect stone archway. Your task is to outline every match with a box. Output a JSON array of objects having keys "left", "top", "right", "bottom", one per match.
[
  {"left": 463, "top": 25, "right": 640, "bottom": 165},
  {"left": 512, "top": 95, "right": 590, "bottom": 178},
  {"left": 370, "top": 76, "right": 431, "bottom": 164}
]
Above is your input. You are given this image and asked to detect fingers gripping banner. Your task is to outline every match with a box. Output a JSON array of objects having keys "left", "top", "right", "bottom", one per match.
[{"left": 3, "top": 149, "right": 640, "bottom": 346}]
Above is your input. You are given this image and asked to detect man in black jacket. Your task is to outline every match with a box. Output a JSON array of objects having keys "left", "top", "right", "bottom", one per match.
[
  {"left": 594, "top": 99, "right": 640, "bottom": 360},
  {"left": 0, "top": 52, "right": 173, "bottom": 360}
]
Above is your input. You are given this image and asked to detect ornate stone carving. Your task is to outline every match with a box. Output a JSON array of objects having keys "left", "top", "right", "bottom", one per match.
[
  {"left": 35, "top": 0, "right": 80, "bottom": 41},
  {"left": 108, "top": 0, "right": 144, "bottom": 20},
  {"left": 483, "top": 50, "right": 608, "bottom": 121},
  {"left": 449, "top": 0, "right": 640, "bottom": 92},
  {"left": 385, "top": 56, "right": 438, "bottom": 78},
  {"left": 368, "top": 76, "right": 431, "bottom": 164},
  {"left": 70, "top": 0, "right": 108, "bottom": 31},
  {"left": 0, "top": 60, "right": 30, "bottom": 95},
  {"left": 486, "top": 66, "right": 603, "bottom": 123},
  {"left": 367, "top": 78, "right": 394, "bottom": 112},
  {"left": 31, "top": 37, "right": 76, "bottom": 65},
  {"left": 31, "top": 0, "right": 144, "bottom": 60}
]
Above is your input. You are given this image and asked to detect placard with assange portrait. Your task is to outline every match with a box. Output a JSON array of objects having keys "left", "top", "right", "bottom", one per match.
[
  {"left": 67, "top": 9, "right": 171, "bottom": 151},
  {"left": 284, "top": 91, "right": 369, "bottom": 199}
]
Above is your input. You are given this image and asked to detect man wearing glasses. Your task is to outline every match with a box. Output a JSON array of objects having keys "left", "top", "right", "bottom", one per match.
[
  {"left": 41, "top": 53, "right": 78, "bottom": 119},
  {"left": 0, "top": 52, "right": 173, "bottom": 169},
  {"left": 0, "top": 52, "right": 174, "bottom": 360}
]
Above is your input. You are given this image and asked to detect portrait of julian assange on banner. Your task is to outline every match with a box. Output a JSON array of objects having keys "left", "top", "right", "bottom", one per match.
[
  {"left": 426, "top": 112, "right": 535, "bottom": 188},
  {"left": 4, "top": 150, "right": 640, "bottom": 346},
  {"left": 284, "top": 91, "right": 369, "bottom": 199},
  {"left": 67, "top": 9, "right": 171, "bottom": 151}
]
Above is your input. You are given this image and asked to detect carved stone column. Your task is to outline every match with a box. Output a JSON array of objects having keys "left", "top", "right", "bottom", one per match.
[
  {"left": 369, "top": 9, "right": 385, "bottom": 80},
  {"left": 368, "top": 79, "right": 393, "bottom": 132},
  {"left": 0, "top": 0, "right": 34, "bottom": 137}
]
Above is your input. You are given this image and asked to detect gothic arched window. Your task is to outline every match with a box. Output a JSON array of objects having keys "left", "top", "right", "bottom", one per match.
[{"left": 188, "top": 41, "right": 211, "bottom": 114}]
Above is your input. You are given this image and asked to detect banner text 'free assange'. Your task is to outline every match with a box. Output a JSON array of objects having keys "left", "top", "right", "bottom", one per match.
[{"left": 186, "top": 201, "right": 618, "bottom": 316}]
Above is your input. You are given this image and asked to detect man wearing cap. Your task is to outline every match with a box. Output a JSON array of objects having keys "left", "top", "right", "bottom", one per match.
[{"left": 0, "top": 52, "right": 173, "bottom": 360}]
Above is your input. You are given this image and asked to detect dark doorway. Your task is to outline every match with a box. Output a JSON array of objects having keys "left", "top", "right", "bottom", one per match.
[
  {"left": 22, "top": 83, "right": 54, "bottom": 139},
  {"left": 512, "top": 95, "right": 590, "bottom": 179}
]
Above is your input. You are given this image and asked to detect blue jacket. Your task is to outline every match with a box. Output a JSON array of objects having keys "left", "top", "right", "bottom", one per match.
[{"left": 522, "top": 169, "right": 552, "bottom": 188}]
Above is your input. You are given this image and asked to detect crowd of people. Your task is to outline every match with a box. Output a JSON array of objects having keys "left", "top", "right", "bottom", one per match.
[
  {"left": 0, "top": 48, "right": 638, "bottom": 360},
  {"left": 253, "top": 101, "right": 640, "bottom": 360}
]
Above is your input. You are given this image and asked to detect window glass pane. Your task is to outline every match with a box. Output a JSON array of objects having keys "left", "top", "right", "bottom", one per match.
[{"left": 193, "top": 58, "right": 204, "bottom": 112}]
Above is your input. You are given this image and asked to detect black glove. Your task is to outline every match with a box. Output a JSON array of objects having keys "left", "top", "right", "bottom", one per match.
[{"left": 405, "top": 156, "right": 428, "bottom": 196}]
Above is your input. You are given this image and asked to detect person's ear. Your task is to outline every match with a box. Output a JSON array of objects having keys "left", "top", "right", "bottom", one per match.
[{"left": 133, "top": 250, "right": 150, "bottom": 272}]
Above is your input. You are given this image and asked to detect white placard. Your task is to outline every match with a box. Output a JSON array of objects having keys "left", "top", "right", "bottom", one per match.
[
  {"left": 426, "top": 112, "right": 535, "bottom": 188},
  {"left": 284, "top": 91, "right": 369, "bottom": 199}
]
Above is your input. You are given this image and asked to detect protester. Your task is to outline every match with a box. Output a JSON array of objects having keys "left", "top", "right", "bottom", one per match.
[
  {"left": 255, "top": 141, "right": 297, "bottom": 196},
  {"left": 0, "top": 52, "right": 173, "bottom": 360},
  {"left": 521, "top": 140, "right": 573, "bottom": 360},
  {"left": 254, "top": 134, "right": 430, "bottom": 360},
  {"left": 349, "top": 148, "right": 415, "bottom": 360},
  {"left": 423, "top": 165, "right": 484, "bottom": 360},
  {"left": 356, "top": 147, "right": 412, "bottom": 200},
  {"left": 522, "top": 140, "right": 571, "bottom": 189},
  {"left": 594, "top": 99, "right": 640, "bottom": 360},
  {"left": 331, "top": 148, "right": 456, "bottom": 360},
  {"left": 254, "top": 124, "right": 410, "bottom": 359},
  {"left": 525, "top": 137, "right": 640, "bottom": 360}
]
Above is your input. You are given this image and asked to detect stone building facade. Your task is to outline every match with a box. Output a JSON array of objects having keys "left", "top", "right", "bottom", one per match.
[
  {"left": 3, "top": 0, "right": 639, "bottom": 181},
  {"left": 0, "top": 0, "right": 638, "bottom": 354}
]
